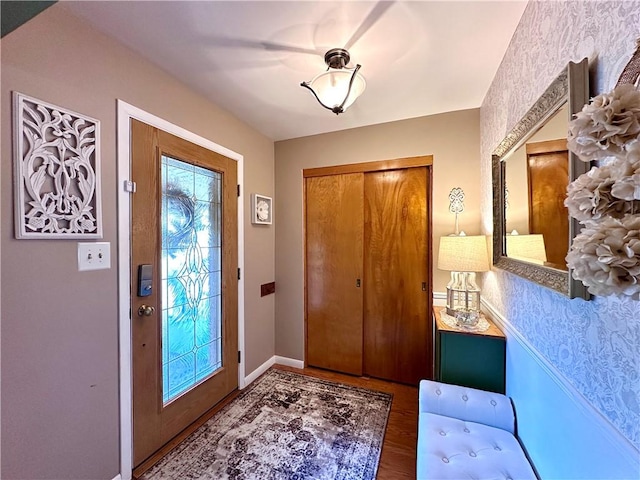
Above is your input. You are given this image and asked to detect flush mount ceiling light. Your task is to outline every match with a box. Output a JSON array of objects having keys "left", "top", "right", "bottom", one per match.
[{"left": 301, "top": 48, "right": 366, "bottom": 115}]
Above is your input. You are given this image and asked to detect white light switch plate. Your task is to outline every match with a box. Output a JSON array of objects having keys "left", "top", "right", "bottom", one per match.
[{"left": 78, "top": 242, "right": 111, "bottom": 271}]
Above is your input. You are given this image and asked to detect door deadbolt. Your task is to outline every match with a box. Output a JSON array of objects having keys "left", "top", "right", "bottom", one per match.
[{"left": 138, "top": 304, "right": 155, "bottom": 317}]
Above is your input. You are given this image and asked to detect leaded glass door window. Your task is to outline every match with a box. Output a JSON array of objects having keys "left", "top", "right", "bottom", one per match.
[{"left": 161, "top": 156, "right": 223, "bottom": 404}]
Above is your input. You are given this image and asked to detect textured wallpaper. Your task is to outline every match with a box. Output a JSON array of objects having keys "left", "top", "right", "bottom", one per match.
[{"left": 480, "top": 1, "right": 640, "bottom": 449}]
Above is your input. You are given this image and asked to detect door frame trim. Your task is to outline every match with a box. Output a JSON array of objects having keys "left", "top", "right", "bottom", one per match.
[{"left": 116, "top": 100, "right": 245, "bottom": 479}]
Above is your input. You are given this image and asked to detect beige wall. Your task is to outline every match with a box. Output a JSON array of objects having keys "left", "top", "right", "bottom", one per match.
[
  {"left": 0, "top": 5, "right": 274, "bottom": 479},
  {"left": 274, "top": 109, "right": 481, "bottom": 360}
]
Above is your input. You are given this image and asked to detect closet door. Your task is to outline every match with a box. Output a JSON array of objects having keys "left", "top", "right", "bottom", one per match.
[
  {"left": 306, "top": 173, "right": 364, "bottom": 375},
  {"left": 363, "top": 167, "right": 430, "bottom": 385},
  {"left": 526, "top": 139, "right": 569, "bottom": 269}
]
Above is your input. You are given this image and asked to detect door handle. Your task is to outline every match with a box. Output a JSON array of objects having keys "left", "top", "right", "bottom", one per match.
[{"left": 138, "top": 304, "right": 155, "bottom": 317}]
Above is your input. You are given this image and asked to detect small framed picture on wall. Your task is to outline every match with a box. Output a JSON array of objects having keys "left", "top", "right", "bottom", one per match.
[{"left": 251, "top": 193, "right": 272, "bottom": 225}]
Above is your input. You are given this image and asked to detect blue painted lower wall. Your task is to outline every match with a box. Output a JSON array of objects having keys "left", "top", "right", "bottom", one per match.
[{"left": 484, "top": 302, "right": 640, "bottom": 480}]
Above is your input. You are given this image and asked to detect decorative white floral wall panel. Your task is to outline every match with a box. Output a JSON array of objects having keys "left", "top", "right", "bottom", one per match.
[
  {"left": 13, "top": 92, "right": 102, "bottom": 239},
  {"left": 480, "top": 1, "right": 640, "bottom": 449}
]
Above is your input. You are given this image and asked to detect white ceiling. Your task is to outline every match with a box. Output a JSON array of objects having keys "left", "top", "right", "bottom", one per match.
[{"left": 62, "top": 1, "right": 527, "bottom": 141}]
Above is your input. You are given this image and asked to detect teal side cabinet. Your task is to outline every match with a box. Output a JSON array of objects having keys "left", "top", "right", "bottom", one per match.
[{"left": 434, "top": 307, "right": 506, "bottom": 394}]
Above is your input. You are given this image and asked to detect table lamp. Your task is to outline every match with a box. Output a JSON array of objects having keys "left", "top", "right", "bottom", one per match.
[{"left": 437, "top": 234, "right": 490, "bottom": 320}]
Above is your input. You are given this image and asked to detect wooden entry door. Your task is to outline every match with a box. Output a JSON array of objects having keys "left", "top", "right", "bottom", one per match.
[
  {"left": 526, "top": 139, "right": 569, "bottom": 269},
  {"left": 364, "top": 167, "right": 430, "bottom": 385},
  {"left": 130, "top": 119, "right": 238, "bottom": 467}
]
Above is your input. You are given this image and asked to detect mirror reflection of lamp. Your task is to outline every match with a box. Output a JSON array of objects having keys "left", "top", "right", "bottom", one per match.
[
  {"left": 437, "top": 233, "right": 490, "bottom": 318},
  {"left": 506, "top": 230, "right": 547, "bottom": 265}
]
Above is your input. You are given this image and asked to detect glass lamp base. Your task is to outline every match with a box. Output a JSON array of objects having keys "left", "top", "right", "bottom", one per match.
[
  {"left": 453, "top": 309, "right": 480, "bottom": 327},
  {"left": 445, "top": 271, "right": 481, "bottom": 317}
]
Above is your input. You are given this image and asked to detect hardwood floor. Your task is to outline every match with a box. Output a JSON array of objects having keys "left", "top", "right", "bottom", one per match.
[
  {"left": 275, "top": 365, "right": 419, "bottom": 480},
  {"left": 134, "top": 364, "right": 419, "bottom": 479}
]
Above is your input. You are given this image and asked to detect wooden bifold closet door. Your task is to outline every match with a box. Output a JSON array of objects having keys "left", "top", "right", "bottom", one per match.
[
  {"left": 304, "top": 158, "right": 432, "bottom": 385},
  {"left": 306, "top": 173, "right": 364, "bottom": 375}
]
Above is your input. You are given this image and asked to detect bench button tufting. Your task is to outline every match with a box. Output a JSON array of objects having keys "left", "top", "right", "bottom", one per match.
[
  {"left": 436, "top": 389, "right": 441, "bottom": 395},
  {"left": 495, "top": 446, "right": 502, "bottom": 451},
  {"left": 462, "top": 395, "right": 468, "bottom": 401},
  {"left": 464, "top": 428, "right": 470, "bottom": 433},
  {"left": 469, "top": 452, "right": 477, "bottom": 457},
  {"left": 439, "top": 431, "right": 446, "bottom": 436},
  {"left": 442, "top": 457, "right": 450, "bottom": 464},
  {"left": 491, "top": 400, "right": 497, "bottom": 406}
]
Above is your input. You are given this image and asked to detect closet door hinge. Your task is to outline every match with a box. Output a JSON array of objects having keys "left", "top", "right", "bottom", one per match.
[
  {"left": 238, "top": 268, "right": 241, "bottom": 280},
  {"left": 237, "top": 184, "right": 241, "bottom": 197},
  {"left": 238, "top": 351, "right": 242, "bottom": 364}
]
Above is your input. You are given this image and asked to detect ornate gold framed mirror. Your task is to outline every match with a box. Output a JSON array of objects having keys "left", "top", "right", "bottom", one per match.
[{"left": 492, "top": 58, "right": 591, "bottom": 299}]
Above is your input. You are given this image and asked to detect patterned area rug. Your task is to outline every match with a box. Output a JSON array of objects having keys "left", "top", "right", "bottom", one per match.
[{"left": 141, "top": 368, "right": 393, "bottom": 480}]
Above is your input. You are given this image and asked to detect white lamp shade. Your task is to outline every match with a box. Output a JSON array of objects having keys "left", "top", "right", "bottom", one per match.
[
  {"left": 506, "top": 233, "right": 547, "bottom": 263},
  {"left": 307, "top": 68, "right": 366, "bottom": 111},
  {"left": 438, "top": 235, "right": 490, "bottom": 272}
]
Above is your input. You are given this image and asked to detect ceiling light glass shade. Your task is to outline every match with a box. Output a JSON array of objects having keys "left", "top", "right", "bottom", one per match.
[{"left": 306, "top": 68, "right": 366, "bottom": 113}]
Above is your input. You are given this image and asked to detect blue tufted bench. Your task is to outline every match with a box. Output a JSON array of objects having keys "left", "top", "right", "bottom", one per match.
[{"left": 417, "top": 380, "right": 537, "bottom": 479}]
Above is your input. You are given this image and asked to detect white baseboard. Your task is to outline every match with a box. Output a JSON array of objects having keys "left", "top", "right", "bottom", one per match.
[
  {"left": 243, "top": 356, "right": 276, "bottom": 387},
  {"left": 274, "top": 356, "right": 304, "bottom": 369},
  {"left": 112, "top": 474, "right": 123, "bottom": 480},
  {"left": 481, "top": 298, "right": 640, "bottom": 468},
  {"left": 243, "top": 355, "right": 305, "bottom": 388}
]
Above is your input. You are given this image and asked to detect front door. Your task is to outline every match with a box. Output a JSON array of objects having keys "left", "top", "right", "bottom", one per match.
[{"left": 130, "top": 119, "right": 238, "bottom": 467}]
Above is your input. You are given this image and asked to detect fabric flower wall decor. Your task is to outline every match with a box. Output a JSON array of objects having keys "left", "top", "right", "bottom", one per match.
[
  {"left": 568, "top": 84, "right": 640, "bottom": 162},
  {"left": 565, "top": 41, "right": 640, "bottom": 299}
]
